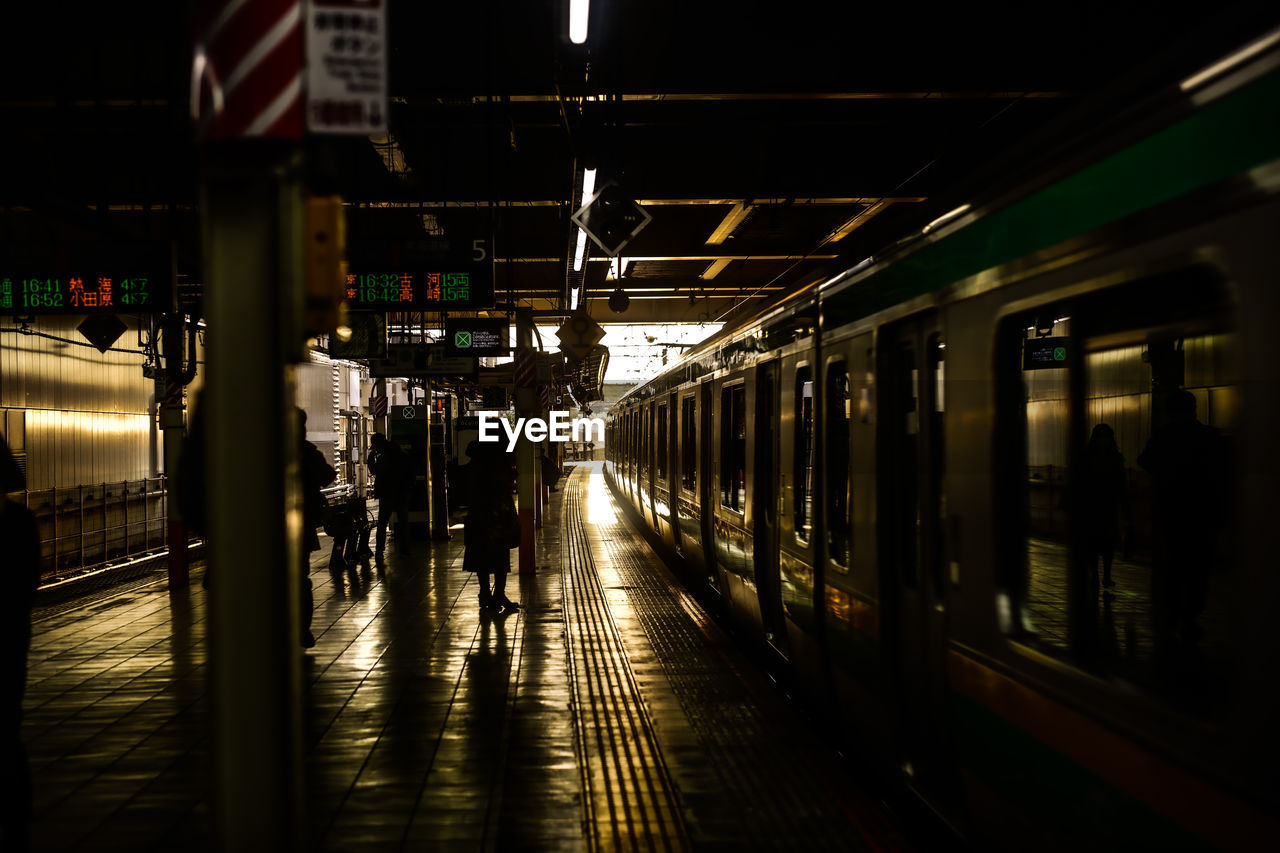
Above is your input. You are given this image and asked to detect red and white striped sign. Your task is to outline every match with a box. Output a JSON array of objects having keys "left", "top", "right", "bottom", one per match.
[
  {"left": 191, "top": 0, "right": 304, "bottom": 141},
  {"left": 370, "top": 395, "right": 388, "bottom": 417},
  {"left": 514, "top": 349, "right": 535, "bottom": 388}
]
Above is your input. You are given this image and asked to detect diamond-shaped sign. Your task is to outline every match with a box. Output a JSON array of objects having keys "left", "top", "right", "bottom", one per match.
[
  {"left": 77, "top": 313, "right": 128, "bottom": 354},
  {"left": 571, "top": 181, "right": 652, "bottom": 257},
  {"left": 556, "top": 311, "right": 605, "bottom": 361}
]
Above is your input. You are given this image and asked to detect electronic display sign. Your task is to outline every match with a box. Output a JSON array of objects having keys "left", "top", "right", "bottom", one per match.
[
  {"left": 0, "top": 273, "right": 161, "bottom": 315},
  {"left": 344, "top": 268, "right": 494, "bottom": 310},
  {"left": 1023, "top": 336, "right": 1069, "bottom": 370},
  {"left": 444, "top": 318, "right": 509, "bottom": 358},
  {"left": 345, "top": 272, "right": 417, "bottom": 309}
]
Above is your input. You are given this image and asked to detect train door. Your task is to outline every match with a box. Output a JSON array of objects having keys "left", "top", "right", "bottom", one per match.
[
  {"left": 754, "top": 361, "right": 788, "bottom": 658},
  {"left": 699, "top": 381, "right": 718, "bottom": 593},
  {"left": 878, "top": 312, "right": 958, "bottom": 809},
  {"left": 646, "top": 403, "right": 658, "bottom": 526},
  {"left": 665, "top": 390, "right": 679, "bottom": 552}
]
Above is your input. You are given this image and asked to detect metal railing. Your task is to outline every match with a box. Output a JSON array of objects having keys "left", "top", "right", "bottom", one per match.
[
  {"left": 23, "top": 477, "right": 172, "bottom": 586},
  {"left": 20, "top": 478, "right": 365, "bottom": 587}
]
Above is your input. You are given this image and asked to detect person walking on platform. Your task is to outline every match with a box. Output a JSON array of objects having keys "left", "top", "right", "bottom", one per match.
[
  {"left": 461, "top": 441, "right": 521, "bottom": 615},
  {"left": 1, "top": 434, "right": 40, "bottom": 851},
  {"left": 369, "top": 433, "right": 412, "bottom": 561}
]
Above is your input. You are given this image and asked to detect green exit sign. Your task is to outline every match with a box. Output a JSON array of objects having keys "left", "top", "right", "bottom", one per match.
[{"left": 444, "top": 318, "right": 508, "bottom": 358}]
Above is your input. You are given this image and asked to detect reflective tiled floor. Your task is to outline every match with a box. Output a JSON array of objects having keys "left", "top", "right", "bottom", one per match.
[{"left": 23, "top": 463, "right": 906, "bottom": 851}]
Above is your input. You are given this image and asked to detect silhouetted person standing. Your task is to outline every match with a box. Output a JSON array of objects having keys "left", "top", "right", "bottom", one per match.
[
  {"left": 1138, "top": 390, "right": 1230, "bottom": 653},
  {"left": 462, "top": 441, "right": 520, "bottom": 614},
  {"left": 369, "top": 433, "right": 411, "bottom": 561},
  {"left": 1079, "top": 424, "right": 1132, "bottom": 593},
  {"left": 299, "top": 410, "right": 335, "bottom": 648},
  {"left": 1, "top": 435, "right": 39, "bottom": 851}
]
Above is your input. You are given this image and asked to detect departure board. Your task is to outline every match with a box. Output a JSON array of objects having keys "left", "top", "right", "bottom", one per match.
[
  {"left": 0, "top": 273, "right": 160, "bottom": 315},
  {"left": 346, "top": 272, "right": 417, "bottom": 308},
  {"left": 344, "top": 268, "right": 494, "bottom": 310}
]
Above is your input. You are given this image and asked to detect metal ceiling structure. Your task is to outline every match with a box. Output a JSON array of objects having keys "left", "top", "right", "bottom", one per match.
[{"left": 3, "top": 2, "right": 1277, "bottom": 324}]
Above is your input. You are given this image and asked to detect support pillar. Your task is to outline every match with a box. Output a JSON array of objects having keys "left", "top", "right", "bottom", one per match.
[
  {"left": 202, "top": 148, "right": 305, "bottom": 852},
  {"left": 515, "top": 309, "right": 537, "bottom": 574},
  {"left": 160, "top": 370, "right": 189, "bottom": 589},
  {"left": 163, "top": 424, "right": 188, "bottom": 589}
]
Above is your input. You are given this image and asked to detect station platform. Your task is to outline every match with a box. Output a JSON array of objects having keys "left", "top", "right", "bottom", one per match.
[{"left": 22, "top": 463, "right": 910, "bottom": 851}]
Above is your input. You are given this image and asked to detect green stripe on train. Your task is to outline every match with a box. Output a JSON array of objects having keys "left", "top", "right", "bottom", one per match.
[
  {"left": 952, "top": 695, "right": 1209, "bottom": 850},
  {"left": 825, "top": 69, "right": 1280, "bottom": 326}
]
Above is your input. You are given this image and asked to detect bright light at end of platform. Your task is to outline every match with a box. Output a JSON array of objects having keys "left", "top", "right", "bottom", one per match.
[
  {"left": 585, "top": 468, "right": 616, "bottom": 526},
  {"left": 569, "top": 0, "right": 590, "bottom": 44}
]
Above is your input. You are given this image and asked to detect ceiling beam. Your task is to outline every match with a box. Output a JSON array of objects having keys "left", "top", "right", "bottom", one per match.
[
  {"left": 344, "top": 197, "right": 927, "bottom": 208},
  {"left": 394, "top": 91, "right": 1074, "bottom": 105},
  {"left": 493, "top": 255, "right": 838, "bottom": 263}
]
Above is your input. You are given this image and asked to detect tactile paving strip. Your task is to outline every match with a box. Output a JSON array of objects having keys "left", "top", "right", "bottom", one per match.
[
  {"left": 562, "top": 474, "right": 690, "bottom": 852},
  {"left": 580, "top": 465, "right": 879, "bottom": 850}
]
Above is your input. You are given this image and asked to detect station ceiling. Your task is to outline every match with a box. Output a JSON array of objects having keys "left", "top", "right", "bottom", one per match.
[{"left": 2, "top": 2, "right": 1276, "bottom": 325}]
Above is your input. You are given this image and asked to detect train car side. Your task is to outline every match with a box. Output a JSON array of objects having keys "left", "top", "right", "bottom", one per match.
[{"left": 605, "top": 38, "right": 1280, "bottom": 848}]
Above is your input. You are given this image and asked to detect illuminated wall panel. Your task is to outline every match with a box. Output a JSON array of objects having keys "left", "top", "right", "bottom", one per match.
[{"left": 1, "top": 316, "right": 160, "bottom": 490}]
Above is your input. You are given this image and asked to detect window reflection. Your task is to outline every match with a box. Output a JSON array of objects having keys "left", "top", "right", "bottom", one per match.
[
  {"left": 795, "top": 368, "right": 814, "bottom": 543},
  {"left": 721, "top": 385, "right": 746, "bottom": 511},
  {"left": 1009, "top": 282, "right": 1239, "bottom": 719}
]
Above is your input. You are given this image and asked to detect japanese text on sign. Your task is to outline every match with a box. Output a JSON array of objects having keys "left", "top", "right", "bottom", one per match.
[
  {"left": 344, "top": 270, "right": 489, "bottom": 309},
  {"left": 307, "top": 0, "right": 388, "bottom": 135},
  {"left": 0, "top": 274, "right": 156, "bottom": 315}
]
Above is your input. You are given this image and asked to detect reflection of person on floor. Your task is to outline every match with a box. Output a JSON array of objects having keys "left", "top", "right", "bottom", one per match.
[
  {"left": 1137, "top": 390, "right": 1230, "bottom": 653},
  {"left": 1079, "top": 424, "right": 1132, "bottom": 595},
  {"left": 462, "top": 441, "right": 521, "bottom": 615},
  {"left": 1, "top": 435, "right": 39, "bottom": 851}
]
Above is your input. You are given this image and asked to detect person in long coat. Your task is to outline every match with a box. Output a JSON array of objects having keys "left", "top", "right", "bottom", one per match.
[{"left": 461, "top": 441, "right": 520, "bottom": 614}]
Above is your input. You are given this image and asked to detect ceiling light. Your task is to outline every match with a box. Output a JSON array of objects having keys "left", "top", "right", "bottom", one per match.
[
  {"left": 700, "top": 259, "right": 731, "bottom": 280},
  {"left": 1180, "top": 29, "right": 1280, "bottom": 92},
  {"left": 922, "top": 204, "right": 971, "bottom": 234},
  {"left": 572, "top": 166, "right": 597, "bottom": 272},
  {"left": 606, "top": 258, "right": 633, "bottom": 280},
  {"left": 705, "top": 201, "right": 751, "bottom": 245},
  {"left": 573, "top": 228, "right": 589, "bottom": 272},
  {"left": 569, "top": 0, "right": 590, "bottom": 44}
]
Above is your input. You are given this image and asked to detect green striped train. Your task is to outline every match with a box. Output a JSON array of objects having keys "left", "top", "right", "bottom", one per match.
[{"left": 605, "top": 29, "right": 1280, "bottom": 850}]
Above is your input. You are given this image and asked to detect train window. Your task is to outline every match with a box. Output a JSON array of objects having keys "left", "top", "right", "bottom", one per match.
[
  {"left": 720, "top": 384, "right": 746, "bottom": 512},
  {"left": 826, "top": 363, "right": 851, "bottom": 567},
  {"left": 656, "top": 404, "right": 668, "bottom": 482},
  {"left": 1001, "top": 271, "right": 1241, "bottom": 718},
  {"left": 680, "top": 396, "right": 696, "bottom": 491},
  {"left": 794, "top": 367, "right": 814, "bottom": 543}
]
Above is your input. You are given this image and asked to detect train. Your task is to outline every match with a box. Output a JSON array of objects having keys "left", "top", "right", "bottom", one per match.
[{"left": 603, "top": 30, "right": 1280, "bottom": 850}]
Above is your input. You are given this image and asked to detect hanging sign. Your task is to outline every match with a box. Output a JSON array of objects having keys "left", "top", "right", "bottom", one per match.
[
  {"left": 444, "top": 318, "right": 509, "bottom": 358},
  {"left": 306, "top": 0, "right": 388, "bottom": 135}
]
